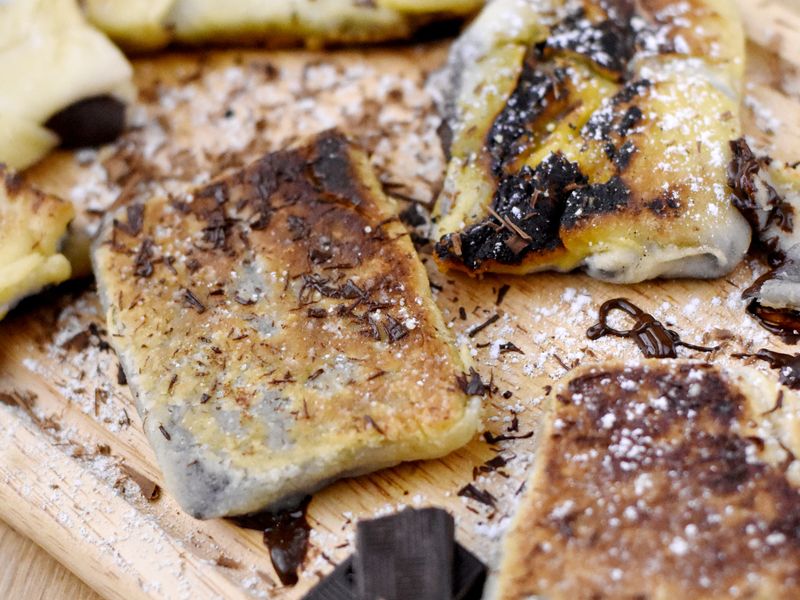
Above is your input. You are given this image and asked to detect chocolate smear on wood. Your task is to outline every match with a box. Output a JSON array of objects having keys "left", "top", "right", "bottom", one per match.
[
  {"left": 587, "top": 298, "right": 718, "bottom": 358},
  {"left": 232, "top": 496, "right": 312, "bottom": 587},
  {"left": 738, "top": 349, "right": 800, "bottom": 390},
  {"left": 457, "top": 483, "right": 496, "bottom": 508}
]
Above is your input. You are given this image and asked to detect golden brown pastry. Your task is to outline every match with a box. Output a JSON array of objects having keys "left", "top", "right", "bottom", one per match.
[
  {"left": 92, "top": 131, "right": 482, "bottom": 518},
  {"left": 495, "top": 360, "right": 800, "bottom": 600}
]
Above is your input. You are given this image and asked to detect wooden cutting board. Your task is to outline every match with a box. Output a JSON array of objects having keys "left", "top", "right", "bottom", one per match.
[{"left": 1, "top": 1, "right": 799, "bottom": 598}]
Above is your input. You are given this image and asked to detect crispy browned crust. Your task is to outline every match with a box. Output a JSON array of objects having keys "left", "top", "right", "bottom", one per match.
[
  {"left": 92, "top": 130, "right": 480, "bottom": 518},
  {"left": 496, "top": 360, "right": 800, "bottom": 600},
  {"left": 433, "top": 0, "right": 748, "bottom": 281}
]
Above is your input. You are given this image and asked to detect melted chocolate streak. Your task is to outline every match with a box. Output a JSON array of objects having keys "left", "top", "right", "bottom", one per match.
[
  {"left": 231, "top": 496, "right": 312, "bottom": 586},
  {"left": 737, "top": 349, "right": 800, "bottom": 390},
  {"left": 587, "top": 298, "right": 718, "bottom": 359}
]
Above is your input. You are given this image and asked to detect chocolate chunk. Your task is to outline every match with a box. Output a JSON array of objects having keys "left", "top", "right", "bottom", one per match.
[
  {"left": 303, "top": 510, "right": 487, "bottom": 600},
  {"left": 354, "top": 508, "right": 454, "bottom": 600},
  {"left": 303, "top": 558, "right": 355, "bottom": 600},
  {"left": 45, "top": 95, "right": 126, "bottom": 149},
  {"left": 452, "top": 544, "right": 486, "bottom": 600}
]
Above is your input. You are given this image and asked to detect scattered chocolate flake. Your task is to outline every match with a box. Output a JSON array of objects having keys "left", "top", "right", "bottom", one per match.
[
  {"left": 158, "top": 424, "right": 171, "bottom": 440},
  {"left": 475, "top": 454, "right": 510, "bottom": 478},
  {"left": 456, "top": 368, "right": 488, "bottom": 396},
  {"left": 384, "top": 315, "right": 409, "bottom": 342},
  {"left": 496, "top": 284, "right": 511, "bottom": 306},
  {"left": 215, "top": 555, "right": 242, "bottom": 569},
  {"left": 459, "top": 307, "right": 467, "bottom": 320},
  {"left": 182, "top": 288, "right": 206, "bottom": 314},
  {"left": 367, "top": 369, "right": 387, "bottom": 381},
  {"left": 467, "top": 313, "right": 500, "bottom": 338},
  {"left": 307, "top": 368, "right": 324, "bottom": 382},
  {"left": 121, "top": 464, "right": 161, "bottom": 501},
  {"left": 167, "top": 374, "right": 178, "bottom": 394},
  {"left": 457, "top": 483, "right": 497, "bottom": 508},
  {"left": 483, "top": 430, "right": 534, "bottom": 444},
  {"left": 587, "top": 298, "right": 718, "bottom": 358},
  {"left": 114, "top": 203, "right": 145, "bottom": 237},
  {"left": 307, "top": 307, "right": 327, "bottom": 318},
  {"left": 502, "top": 390, "right": 513, "bottom": 400},
  {"left": 234, "top": 294, "right": 256, "bottom": 306},
  {"left": 499, "top": 342, "right": 524, "bottom": 355},
  {"left": 133, "top": 238, "right": 156, "bottom": 278},
  {"left": 117, "top": 364, "right": 127, "bottom": 385}
]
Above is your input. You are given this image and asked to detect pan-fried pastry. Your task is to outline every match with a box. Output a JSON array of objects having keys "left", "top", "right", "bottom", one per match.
[
  {"left": 83, "top": 0, "right": 483, "bottom": 52},
  {"left": 494, "top": 360, "right": 800, "bottom": 600},
  {"left": 0, "top": 167, "right": 74, "bottom": 320},
  {"left": 0, "top": 0, "right": 134, "bottom": 169},
  {"left": 431, "top": 0, "right": 750, "bottom": 283},
  {"left": 92, "top": 131, "right": 482, "bottom": 519}
]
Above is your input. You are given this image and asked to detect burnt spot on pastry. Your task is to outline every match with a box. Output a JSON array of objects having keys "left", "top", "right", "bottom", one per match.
[
  {"left": 486, "top": 55, "right": 570, "bottom": 175},
  {"left": 562, "top": 176, "right": 630, "bottom": 228},
  {"left": 646, "top": 188, "right": 682, "bottom": 217},
  {"left": 582, "top": 80, "right": 650, "bottom": 144},
  {"left": 728, "top": 138, "right": 795, "bottom": 255}
]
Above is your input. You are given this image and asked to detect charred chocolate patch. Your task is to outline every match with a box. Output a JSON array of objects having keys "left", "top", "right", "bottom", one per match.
[
  {"left": 741, "top": 349, "right": 800, "bottom": 390},
  {"left": 45, "top": 95, "right": 126, "bottom": 149},
  {"left": 436, "top": 153, "right": 587, "bottom": 269},
  {"left": 310, "top": 131, "right": 371, "bottom": 207},
  {"left": 728, "top": 137, "right": 794, "bottom": 255}
]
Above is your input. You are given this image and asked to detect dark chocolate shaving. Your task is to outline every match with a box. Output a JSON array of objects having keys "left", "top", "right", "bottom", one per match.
[
  {"left": 182, "top": 288, "right": 206, "bottom": 314},
  {"left": 496, "top": 284, "right": 511, "bottom": 306},
  {"left": 133, "top": 238, "right": 156, "bottom": 278},
  {"left": 457, "top": 483, "right": 496, "bottom": 508},
  {"left": 483, "top": 430, "right": 534, "bottom": 444},
  {"left": 456, "top": 368, "right": 488, "bottom": 396},
  {"left": 467, "top": 313, "right": 500, "bottom": 338}
]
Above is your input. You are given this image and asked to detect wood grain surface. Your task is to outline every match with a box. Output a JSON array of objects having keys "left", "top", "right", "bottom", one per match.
[{"left": 1, "top": 1, "right": 799, "bottom": 598}]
